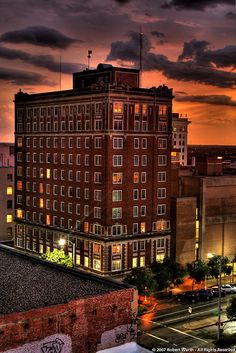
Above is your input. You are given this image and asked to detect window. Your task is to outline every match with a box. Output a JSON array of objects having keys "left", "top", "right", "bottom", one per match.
[
  {"left": 140, "top": 256, "right": 145, "bottom": 267},
  {"left": 141, "top": 189, "right": 146, "bottom": 200},
  {"left": 133, "top": 189, "right": 138, "bottom": 200},
  {"left": 113, "top": 102, "right": 123, "bottom": 113},
  {"left": 85, "top": 172, "right": 89, "bottom": 183},
  {"left": 132, "top": 257, "right": 137, "bottom": 268},
  {"left": 140, "top": 240, "right": 145, "bottom": 250},
  {"left": 7, "top": 186, "right": 13, "bottom": 195},
  {"left": 158, "top": 138, "right": 167, "bottom": 149},
  {"left": 113, "top": 120, "right": 123, "bottom": 130},
  {"left": 84, "top": 154, "right": 89, "bottom": 166},
  {"left": 141, "top": 205, "right": 146, "bottom": 216},
  {"left": 7, "top": 174, "right": 13, "bottom": 181},
  {"left": 158, "top": 155, "right": 167, "bottom": 166},
  {"left": 113, "top": 137, "right": 123, "bottom": 149},
  {"left": 112, "top": 244, "right": 121, "bottom": 254},
  {"left": 112, "top": 207, "right": 122, "bottom": 219},
  {"left": 133, "top": 241, "right": 138, "bottom": 251},
  {"left": 94, "top": 137, "right": 102, "bottom": 148},
  {"left": 113, "top": 173, "right": 122, "bottom": 184},
  {"left": 157, "top": 188, "right": 166, "bottom": 199},
  {"left": 7, "top": 200, "right": 12, "bottom": 209},
  {"left": 142, "top": 155, "right": 147, "bottom": 166},
  {"left": 112, "top": 260, "right": 121, "bottom": 271},
  {"left": 133, "top": 172, "right": 139, "bottom": 183},
  {"left": 93, "top": 259, "right": 101, "bottom": 271},
  {"left": 133, "top": 223, "right": 138, "bottom": 234},
  {"left": 157, "top": 238, "right": 165, "bottom": 248},
  {"left": 94, "top": 207, "right": 101, "bottom": 218},
  {"left": 94, "top": 172, "right": 102, "bottom": 183},
  {"left": 39, "top": 198, "right": 44, "bottom": 208},
  {"left": 157, "top": 204, "right": 166, "bottom": 215},
  {"left": 94, "top": 155, "right": 102, "bottom": 166},
  {"left": 112, "top": 190, "right": 122, "bottom": 202},
  {"left": 142, "top": 138, "right": 147, "bottom": 149},
  {"left": 17, "top": 137, "right": 23, "bottom": 147},
  {"left": 158, "top": 171, "right": 166, "bottom": 182},
  {"left": 84, "top": 188, "right": 89, "bottom": 200},
  {"left": 76, "top": 137, "right": 81, "bottom": 148},
  {"left": 94, "top": 190, "right": 102, "bottom": 201},
  {"left": 84, "top": 256, "right": 89, "bottom": 267},
  {"left": 46, "top": 169, "right": 50, "bottom": 179},
  {"left": 141, "top": 172, "right": 146, "bottom": 183},
  {"left": 134, "top": 138, "right": 139, "bottom": 149},
  {"left": 112, "top": 225, "right": 122, "bottom": 236},
  {"left": 113, "top": 155, "right": 123, "bottom": 167},
  {"left": 7, "top": 214, "right": 13, "bottom": 223},
  {"left": 135, "top": 104, "right": 140, "bottom": 114},
  {"left": 134, "top": 155, "right": 139, "bottom": 166},
  {"left": 85, "top": 137, "right": 90, "bottom": 149},
  {"left": 159, "top": 105, "right": 168, "bottom": 116},
  {"left": 84, "top": 205, "right": 89, "bottom": 216},
  {"left": 133, "top": 206, "right": 138, "bottom": 217}
]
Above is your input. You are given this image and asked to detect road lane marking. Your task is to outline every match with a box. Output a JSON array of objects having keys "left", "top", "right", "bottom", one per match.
[
  {"left": 140, "top": 318, "right": 208, "bottom": 344},
  {"left": 164, "top": 325, "right": 208, "bottom": 343},
  {"left": 144, "top": 332, "right": 170, "bottom": 343}
]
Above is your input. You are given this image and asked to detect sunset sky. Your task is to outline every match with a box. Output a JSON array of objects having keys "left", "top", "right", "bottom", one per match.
[{"left": 0, "top": 0, "right": 236, "bottom": 144}]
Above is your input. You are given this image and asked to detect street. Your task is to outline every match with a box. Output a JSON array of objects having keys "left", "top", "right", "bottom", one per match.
[{"left": 137, "top": 295, "right": 236, "bottom": 350}]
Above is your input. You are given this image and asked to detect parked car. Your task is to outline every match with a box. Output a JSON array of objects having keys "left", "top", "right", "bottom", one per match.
[
  {"left": 176, "top": 291, "right": 200, "bottom": 303},
  {"left": 211, "top": 284, "right": 236, "bottom": 294},
  {"left": 210, "top": 287, "right": 226, "bottom": 297},
  {"left": 197, "top": 289, "right": 214, "bottom": 301}
]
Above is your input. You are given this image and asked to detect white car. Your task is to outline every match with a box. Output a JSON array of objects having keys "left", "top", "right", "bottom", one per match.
[{"left": 211, "top": 284, "right": 236, "bottom": 294}]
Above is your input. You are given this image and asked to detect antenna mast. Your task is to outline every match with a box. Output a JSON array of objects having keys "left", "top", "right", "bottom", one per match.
[
  {"left": 87, "top": 50, "right": 92, "bottom": 70},
  {"left": 139, "top": 30, "right": 143, "bottom": 88}
]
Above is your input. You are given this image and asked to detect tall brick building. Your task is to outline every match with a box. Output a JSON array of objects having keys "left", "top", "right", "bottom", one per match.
[{"left": 14, "top": 64, "right": 173, "bottom": 276}]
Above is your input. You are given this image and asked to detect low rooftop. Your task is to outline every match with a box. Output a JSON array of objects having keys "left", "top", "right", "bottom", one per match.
[{"left": 0, "top": 245, "right": 129, "bottom": 316}]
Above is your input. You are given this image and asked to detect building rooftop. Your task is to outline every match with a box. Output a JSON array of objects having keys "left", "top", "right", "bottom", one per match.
[{"left": 0, "top": 245, "right": 130, "bottom": 316}]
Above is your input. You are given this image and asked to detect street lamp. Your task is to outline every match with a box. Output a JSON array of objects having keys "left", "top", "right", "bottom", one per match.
[{"left": 58, "top": 230, "right": 76, "bottom": 267}]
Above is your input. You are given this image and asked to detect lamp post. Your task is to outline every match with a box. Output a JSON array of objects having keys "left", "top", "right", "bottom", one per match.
[{"left": 58, "top": 230, "right": 76, "bottom": 267}]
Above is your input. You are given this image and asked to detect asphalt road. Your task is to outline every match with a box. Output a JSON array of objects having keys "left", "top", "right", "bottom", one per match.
[{"left": 137, "top": 295, "right": 235, "bottom": 351}]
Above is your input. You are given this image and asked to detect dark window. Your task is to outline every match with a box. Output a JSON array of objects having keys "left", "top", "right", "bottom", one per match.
[
  {"left": 7, "top": 174, "right": 13, "bottom": 181},
  {"left": 7, "top": 200, "right": 13, "bottom": 209}
]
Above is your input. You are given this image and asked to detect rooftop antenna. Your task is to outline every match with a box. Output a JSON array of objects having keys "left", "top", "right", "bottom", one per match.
[
  {"left": 139, "top": 29, "right": 143, "bottom": 88},
  {"left": 87, "top": 50, "right": 92, "bottom": 70}
]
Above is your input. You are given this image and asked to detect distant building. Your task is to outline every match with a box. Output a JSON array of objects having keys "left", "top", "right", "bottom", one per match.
[
  {"left": 0, "top": 244, "right": 137, "bottom": 353},
  {"left": 171, "top": 157, "right": 236, "bottom": 274},
  {"left": 14, "top": 64, "right": 173, "bottom": 276},
  {"left": 0, "top": 143, "right": 14, "bottom": 241},
  {"left": 172, "top": 113, "right": 190, "bottom": 166}
]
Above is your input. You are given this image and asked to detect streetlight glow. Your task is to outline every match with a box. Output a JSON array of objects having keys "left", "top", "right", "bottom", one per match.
[{"left": 58, "top": 238, "right": 66, "bottom": 247}]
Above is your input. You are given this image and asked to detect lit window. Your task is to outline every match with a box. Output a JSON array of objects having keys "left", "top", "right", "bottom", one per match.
[
  {"left": 84, "top": 256, "right": 89, "bottom": 267},
  {"left": 135, "top": 104, "right": 140, "bottom": 114},
  {"left": 6, "top": 214, "right": 13, "bottom": 223},
  {"left": 112, "top": 259, "right": 121, "bottom": 271},
  {"left": 133, "top": 172, "right": 139, "bottom": 183},
  {"left": 112, "top": 190, "right": 122, "bottom": 202},
  {"left": 46, "top": 169, "right": 50, "bottom": 179},
  {"left": 93, "top": 259, "right": 101, "bottom": 270},
  {"left": 113, "top": 173, "right": 122, "bottom": 184},
  {"left": 112, "top": 244, "right": 121, "bottom": 254},
  {"left": 17, "top": 137, "right": 23, "bottom": 147},
  {"left": 84, "top": 222, "right": 89, "bottom": 233},
  {"left": 17, "top": 181, "right": 22, "bottom": 191},
  {"left": 159, "top": 105, "right": 168, "bottom": 116},
  {"left": 7, "top": 186, "right": 13, "bottom": 195},
  {"left": 46, "top": 215, "right": 51, "bottom": 225},
  {"left": 140, "top": 256, "right": 145, "bottom": 267},
  {"left": 112, "top": 207, "right": 122, "bottom": 219},
  {"left": 141, "top": 222, "right": 146, "bottom": 233},
  {"left": 113, "top": 102, "right": 123, "bottom": 113},
  {"left": 17, "top": 209, "right": 23, "bottom": 218},
  {"left": 39, "top": 198, "right": 44, "bottom": 208},
  {"left": 132, "top": 257, "right": 137, "bottom": 268},
  {"left": 142, "top": 104, "right": 147, "bottom": 115},
  {"left": 93, "top": 243, "right": 101, "bottom": 253}
]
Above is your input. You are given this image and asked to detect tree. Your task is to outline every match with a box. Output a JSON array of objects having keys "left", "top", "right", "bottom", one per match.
[
  {"left": 186, "top": 260, "right": 209, "bottom": 290},
  {"left": 207, "top": 255, "right": 232, "bottom": 283},
  {"left": 151, "top": 260, "right": 172, "bottom": 291},
  {"left": 123, "top": 267, "right": 155, "bottom": 296},
  {"left": 162, "top": 257, "right": 186, "bottom": 286},
  {"left": 41, "top": 249, "right": 73, "bottom": 268},
  {"left": 226, "top": 297, "right": 236, "bottom": 321}
]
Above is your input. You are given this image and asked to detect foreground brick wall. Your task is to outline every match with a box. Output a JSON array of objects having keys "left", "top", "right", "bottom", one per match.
[{"left": 0, "top": 288, "right": 138, "bottom": 353}]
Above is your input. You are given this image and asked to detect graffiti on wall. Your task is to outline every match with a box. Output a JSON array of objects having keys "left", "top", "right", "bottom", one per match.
[{"left": 3, "top": 334, "right": 71, "bottom": 353}]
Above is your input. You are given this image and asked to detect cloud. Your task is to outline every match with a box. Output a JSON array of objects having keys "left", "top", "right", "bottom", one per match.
[
  {"left": 114, "top": 0, "right": 130, "bottom": 3},
  {"left": 178, "top": 39, "right": 236, "bottom": 69},
  {"left": 175, "top": 93, "right": 236, "bottom": 106},
  {"left": 0, "top": 67, "right": 55, "bottom": 86},
  {"left": 0, "top": 46, "right": 85, "bottom": 74},
  {"left": 150, "top": 31, "right": 167, "bottom": 45},
  {"left": 106, "top": 32, "right": 236, "bottom": 88},
  {"left": 161, "top": 0, "right": 233, "bottom": 11},
  {"left": 0, "top": 26, "right": 79, "bottom": 49}
]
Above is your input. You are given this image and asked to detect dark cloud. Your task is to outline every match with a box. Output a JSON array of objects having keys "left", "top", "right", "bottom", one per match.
[
  {"left": 0, "top": 46, "right": 85, "bottom": 74},
  {"left": 225, "top": 11, "right": 236, "bottom": 19},
  {"left": 150, "top": 31, "right": 167, "bottom": 45},
  {"left": 0, "top": 26, "right": 79, "bottom": 49},
  {"left": 179, "top": 39, "right": 236, "bottom": 69},
  {"left": 161, "top": 0, "right": 233, "bottom": 11},
  {"left": 175, "top": 93, "right": 236, "bottom": 106},
  {"left": 0, "top": 67, "right": 55, "bottom": 86},
  {"left": 114, "top": 0, "right": 130, "bottom": 3},
  {"left": 106, "top": 32, "right": 236, "bottom": 88}
]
